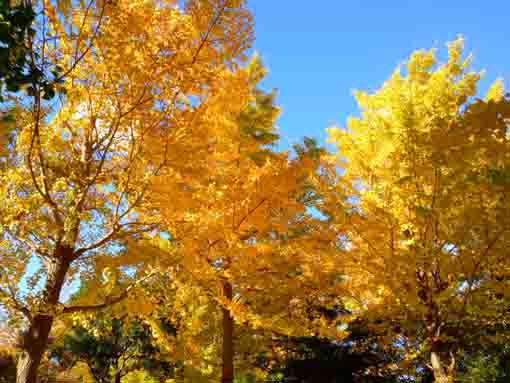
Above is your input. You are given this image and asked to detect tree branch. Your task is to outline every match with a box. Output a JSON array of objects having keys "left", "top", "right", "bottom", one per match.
[
  {"left": 54, "top": 0, "right": 109, "bottom": 83},
  {"left": 0, "top": 284, "right": 32, "bottom": 320},
  {"left": 61, "top": 271, "right": 156, "bottom": 314}
]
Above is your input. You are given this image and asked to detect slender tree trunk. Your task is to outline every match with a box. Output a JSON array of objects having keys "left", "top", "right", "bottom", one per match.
[
  {"left": 16, "top": 246, "right": 73, "bottom": 383},
  {"left": 114, "top": 372, "right": 121, "bottom": 383},
  {"left": 419, "top": 273, "right": 453, "bottom": 383},
  {"left": 221, "top": 281, "right": 234, "bottom": 383}
]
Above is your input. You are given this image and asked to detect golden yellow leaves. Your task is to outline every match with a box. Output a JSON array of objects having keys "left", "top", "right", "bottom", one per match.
[
  {"left": 137, "top": 46, "right": 347, "bottom": 355},
  {"left": 485, "top": 79, "right": 505, "bottom": 102},
  {"left": 406, "top": 48, "right": 436, "bottom": 83},
  {"left": 327, "top": 39, "right": 510, "bottom": 379}
]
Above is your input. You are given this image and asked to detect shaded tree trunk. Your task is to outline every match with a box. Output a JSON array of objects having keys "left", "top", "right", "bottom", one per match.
[
  {"left": 16, "top": 246, "right": 73, "bottom": 383},
  {"left": 221, "top": 281, "right": 234, "bottom": 383},
  {"left": 430, "top": 349, "right": 449, "bottom": 383},
  {"left": 418, "top": 270, "right": 453, "bottom": 383},
  {"left": 427, "top": 322, "right": 454, "bottom": 383}
]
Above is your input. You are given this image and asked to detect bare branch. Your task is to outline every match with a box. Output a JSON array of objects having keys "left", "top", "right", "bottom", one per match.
[
  {"left": 235, "top": 198, "right": 267, "bottom": 231},
  {"left": 74, "top": 228, "right": 119, "bottom": 257},
  {"left": 62, "top": 290, "right": 128, "bottom": 314},
  {"left": 61, "top": 271, "right": 156, "bottom": 314}
]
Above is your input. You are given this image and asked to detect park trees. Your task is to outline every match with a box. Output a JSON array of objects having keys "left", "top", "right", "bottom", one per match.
[
  {"left": 3, "top": 2, "right": 510, "bottom": 382},
  {"left": 146, "top": 55, "right": 348, "bottom": 383},
  {"left": 328, "top": 39, "right": 510, "bottom": 383},
  {"left": 51, "top": 314, "right": 177, "bottom": 383},
  {"left": 0, "top": 1, "right": 254, "bottom": 382}
]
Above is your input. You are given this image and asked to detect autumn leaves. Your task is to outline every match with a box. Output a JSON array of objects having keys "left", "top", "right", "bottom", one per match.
[
  {"left": 327, "top": 39, "right": 510, "bottom": 382},
  {"left": 1, "top": 1, "right": 509, "bottom": 382}
]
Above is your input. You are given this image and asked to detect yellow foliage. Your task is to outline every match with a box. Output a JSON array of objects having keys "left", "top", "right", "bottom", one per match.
[{"left": 328, "top": 39, "right": 510, "bottom": 380}]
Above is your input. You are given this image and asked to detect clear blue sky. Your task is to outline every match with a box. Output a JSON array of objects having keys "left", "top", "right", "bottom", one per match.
[{"left": 248, "top": 1, "right": 510, "bottom": 150}]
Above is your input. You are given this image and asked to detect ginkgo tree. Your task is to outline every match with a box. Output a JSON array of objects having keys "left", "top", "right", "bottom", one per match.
[
  {"left": 143, "top": 54, "right": 350, "bottom": 383},
  {"left": 328, "top": 39, "right": 510, "bottom": 383},
  {"left": 0, "top": 1, "right": 255, "bottom": 382}
]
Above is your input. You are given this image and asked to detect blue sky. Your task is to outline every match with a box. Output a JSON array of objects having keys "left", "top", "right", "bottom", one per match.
[{"left": 248, "top": 1, "right": 510, "bottom": 150}]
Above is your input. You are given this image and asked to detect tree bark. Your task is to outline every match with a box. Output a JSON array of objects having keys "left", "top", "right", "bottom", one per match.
[
  {"left": 221, "top": 281, "right": 234, "bottom": 383},
  {"left": 16, "top": 246, "right": 73, "bottom": 383},
  {"left": 430, "top": 350, "right": 449, "bottom": 383},
  {"left": 429, "top": 331, "right": 454, "bottom": 383},
  {"left": 418, "top": 273, "right": 453, "bottom": 383}
]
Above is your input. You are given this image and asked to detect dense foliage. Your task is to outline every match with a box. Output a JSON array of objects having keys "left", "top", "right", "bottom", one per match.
[
  {"left": 0, "top": 2, "right": 509, "bottom": 383},
  {"left": 50, "top": 315, "right": 176, "bottom": 383}
]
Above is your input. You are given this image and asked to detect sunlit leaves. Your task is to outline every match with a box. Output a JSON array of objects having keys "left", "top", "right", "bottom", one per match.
[{"left": 328, "top": 39, "right": 510, "bottom": 382}]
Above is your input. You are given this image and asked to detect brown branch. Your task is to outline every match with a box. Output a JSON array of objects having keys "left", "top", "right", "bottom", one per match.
[
  {"left": 169, "top": 2, "right": 227, "bottom": 108},
  {"left": 62, "top": 291, "right": 128, "bottom": 314},
  {"left": 454, "top": 229, "right": 507, "bottom": 334},
  {"left": 54, "top": 0, "right": 109, "bottom": 83},
  {"left": 72, "top": 0, "right": 95, "bottom": 65},
  {"left": 69, "top": 91, "right": 152, "bottom": 241},
  {"left": 74, "top": 228, "right": 119, "bottom": 257},
  {"left": 74, "top": 221, "right": 153, "bottom": 258},
  {"left": 26, "top": 60, "right": 63, "bottom": 234},
  {"left": 235, "top": 198, "right": 267, "bottom": 231},
  {"left": 61, "top": 271, "right": 156, "bottom": 314}
]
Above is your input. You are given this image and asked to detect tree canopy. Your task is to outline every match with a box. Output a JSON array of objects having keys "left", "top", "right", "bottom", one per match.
[{"left": 0, "top": 2, "right": 509, "bottom": 383}]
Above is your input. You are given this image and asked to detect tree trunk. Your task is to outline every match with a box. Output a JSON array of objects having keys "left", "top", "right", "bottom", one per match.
[
  {"left": 221, "top": 281, "right": 234, "bottom": 383},
  {"left": 429, "top": 336, "right": 454, "bottom": 383},
  {"left": 114, "top": 372, "right": 121, "bottom": 383},
  {"left": 430, "top": 350, "right": 450, "bottom": 383},
  {"left": 16, "top": 246, "right": 73, "bottom": 383},
  {"left": 16, "top": 315, "right": 53, "bottom": 383}
]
